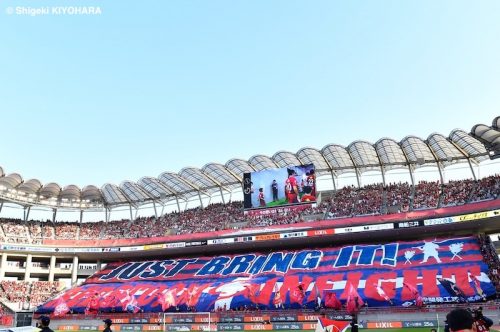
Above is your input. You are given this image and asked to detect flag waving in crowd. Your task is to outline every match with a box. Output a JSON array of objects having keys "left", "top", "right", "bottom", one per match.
[
  {"left": 158, "top": 288, "right": 177, "bottom": 311},
  {"left": 324, "top": 291, "right": 342, "bottom": 310},
  {"left": 346, "top": 283, "right": 364, "bottom": 314},
  {"left": 402, "top": 281, "right": 423, "bottom": 308},
  {"left": 373, "top": 283, "right": 393, "bottom": 305},
  {"left": 53, "top": 296, "right": 70, "bottom": 317},
  {"left": 438, "top": 278, "right": 467, "bottom": 302},
  {"left": 84, "top": 292, "right": 100, "bottom": 315},
  {"left": 315, "top": 317, "right": 350, "bottom": 332},
  {"left": 469, "top": 273, "right": 486, "bottom": 300},
  {"left": 289, "top": 282, "right": 306, "bottom": 306},
  {"left": 121, "top": 290, "right": 142, "bottom": 313}
]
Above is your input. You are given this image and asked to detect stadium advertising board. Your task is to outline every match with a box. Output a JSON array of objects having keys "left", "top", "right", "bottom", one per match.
[
  {"left": 37, "top": 236, "right": 496, "bottom": 314},
  {"left": 243, "top": 164, "right": 316, "bottom": 211}
]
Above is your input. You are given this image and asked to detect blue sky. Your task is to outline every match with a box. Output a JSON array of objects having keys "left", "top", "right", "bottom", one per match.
[{"left": 0, "top": 0, "right": 499, "bottom": 188}]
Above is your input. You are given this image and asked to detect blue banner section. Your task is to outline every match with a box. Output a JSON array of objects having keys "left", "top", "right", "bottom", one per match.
[{"left": 37, "top": 236, "right": 496, "bottom": 314}]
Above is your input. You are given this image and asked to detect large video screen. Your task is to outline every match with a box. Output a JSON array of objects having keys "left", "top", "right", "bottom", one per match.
[{"left": 243, "top": 164, "right": 316, "bottom": 210}]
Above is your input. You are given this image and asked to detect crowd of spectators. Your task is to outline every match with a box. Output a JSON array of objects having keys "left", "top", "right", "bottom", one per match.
[
  {"left": 0, "top": 280, "right": 62, "bottom": 309},
  {"left": 0, "top": 175, "right": 498, "bottom": 242},
  {"left": 412, "top": 180, "right": 440, "bottom": 210},
  {"left": 478, "top": 234, "right": 500, "bottom": 293}
]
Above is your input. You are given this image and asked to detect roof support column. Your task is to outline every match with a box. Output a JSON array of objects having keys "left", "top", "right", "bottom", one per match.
[
  {"left": 152, "top": 201, "right": 158, "bottom": 218},
  {"left": 24, "top": 206, "right": 31, "bottom": 221},
  {"left": 466, "top": 158, "right": 477, "bottom": 181},
  {"left": 408, "top": 165, "right": 415, "bottom": 186},
  {"left": 52, "top": 208, "right": 57, "bottom": 223},
  {"left": 0, "top": 201, "right": 3, "bottom": 215},
  {"left": 79, "top": 210, "right": 83, "bottom": 224},
  {"left": 105, "top": 208, "right": 110, "bottom": 222},
  {"left": 175, "top": 196, "right": 181, "bottom": 213},
  {"left": 355, "top": 171, "right": 361, "bottom": 188},
  {"left": 449, "top": 140, "right": 478, "bottom": 181},
  {"left": 198, "top": 192, "right": 204, "bottom": 208},
  {"left": 330, "top": 172, "right": 337, "bottom": 191},
  {"left": 129, "top": 204, "right": 133, "bottom": 221},
  {"left": 219, "top": 188, "right": 226, "bottom": 204}
]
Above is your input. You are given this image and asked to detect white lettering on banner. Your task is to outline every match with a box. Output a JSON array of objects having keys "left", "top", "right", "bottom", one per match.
[
  {"left": 208, "top": 238, "right": 235, "bottom": 245},
  {"left": 280, "top": 231, "right": 307, "bottom": 239},
  {"left": 424, "top": 217, "right": 455, "bottom": 226},
  {"left": 335, "top": 223, "right": 393, "bottom": 234}
]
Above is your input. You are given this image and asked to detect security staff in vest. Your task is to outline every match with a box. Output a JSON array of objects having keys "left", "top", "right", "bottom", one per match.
[
  {"left": 103, "top": 319, "right": 113, "bottom": 332},
  {"left": 38, "top": 316, "right": 54, "bottom": 332}
]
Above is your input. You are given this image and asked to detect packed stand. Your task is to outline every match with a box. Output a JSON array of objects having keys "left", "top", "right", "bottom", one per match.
[
  {"left": 54, "top": 222, "right": 79, "bottom": 240},
  {"left": 469, "top": 175, "right": 500, "bottom": 202},
  {"left": 0, "top": 175, "right": 499, "bottom": 242},
  {"left": 0, "top": 280, "right": 30, "bottom": 305},
  {"left": 385, "top": 182, "right": 411, "bottom": 213},
  {"left": 478, "top": 234, "right": 500, "bottom": 293},
  {"left": 0, "top": 219, "right": 30, "bottom": 244},
  {"left": 412, "top": 180, "right": 440, "bottom": 210},
  {"left": 441, "top": 179, "right": 476, "bottom": 207},
  {"left": 0, "top": 280, "right": 62, "bottom": 309},
  {"left": 29, "top": 281, "right": 63, "bottom": 307}
]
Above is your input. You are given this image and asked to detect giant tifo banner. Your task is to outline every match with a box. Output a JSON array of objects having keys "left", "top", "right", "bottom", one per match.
[{"left": 37, "top": 236, "right": 496, "bottom": 314}]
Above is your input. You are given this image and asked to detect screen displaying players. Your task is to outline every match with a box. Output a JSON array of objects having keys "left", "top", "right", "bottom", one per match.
[{"left": 243, "top": 164, "right": 316, "bottom": 210}]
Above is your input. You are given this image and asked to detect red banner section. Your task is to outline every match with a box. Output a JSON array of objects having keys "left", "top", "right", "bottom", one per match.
[{"left": 42, "top": 200, "right": 500, "bottom": 248}]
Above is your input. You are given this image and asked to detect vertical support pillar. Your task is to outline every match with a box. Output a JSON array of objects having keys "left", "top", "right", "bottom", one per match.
[
  {"left": 198, "top": 193, "right": 204, "bottom": 208},
  {"left": 175, "top": 197, "right": 181, "bottom": 213},
  {"left": 152, "top": 201, "right": 158, "bottom": 218},
  {"left": 52, "top": 208, "right": 57, "bottom": 223},
  {"left": 219, "top": 188, "right": 226, "bottom": 204},
  {"left": 330, "top": 171, "right": 337, "bottom": 191},
  {"left": 48, "top": 255, "right": 56, "bottom": 282},
  {"left": 79, "top": 210, "right": 83, "bottom": 224},
  {"left": 24, "top": 254, "right": 32, "bottom": 281},
  {"left": 71, "top": 256, "right": 79, "bottom": 286},
  {"left": 129, "top": 205, "right": 134, "bottom": 221},
  {"left": 0, "top": 253, "right": 7, "bottom": 279}
]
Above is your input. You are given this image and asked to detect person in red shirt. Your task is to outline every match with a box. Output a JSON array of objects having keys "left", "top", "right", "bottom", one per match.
[
  {"left": 258, "top": 188, "right": 266, "bottom": 207},
  {"left": 306, "top": 169, "right": 316, "bottom": 197},
  {"left": 301, "top": 186, "right": 316, "bottom": 202},
  {"left": 285, "top": 169, "right": 299, "bottom": 204}
]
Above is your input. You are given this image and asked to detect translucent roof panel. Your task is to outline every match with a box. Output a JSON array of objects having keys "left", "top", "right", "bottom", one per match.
[
  {"left": 180, "top": 167, "right": 220, "bottom": 194},
  {"left": 471, "top": 124, "right": 500, "bottom": 148},
  {"left": 101, "top": 183, "right": 128, "bottom": 205},
  {"left": 158, "top": 172, "right": 198, "bottom": 198},
  {"left": 347, "top": 141, "right": 380, "bottom": 168},
  {"left": 17, "top": 179, "right": 42, "bottom": 195},
  {"left": 321, "top": 144, "right": 355, "bottom": 174},
  {"left": 120, "top": 181, "right": 152, "bottom": 202},
  {"left": 296, "top": 147, "right": 331, "bottom": 174},
  {"left": 39, "top": 183, "right": 61, "bottom": 199},
  {"left": 427, "top": 133, "right": 465, "bottom": 163},
  {"left": 225, "top": 159, "right": 254, "bottom": 177},
  {"left": 375, "top": 138, "right": 408, "bottom": 168},
  {"left": 61, "top": 185, "right": 81, "bottom": 200},
  {"left": 272, "top": 151, "right": 302, "bottom": 168},
  {"left": 0, "top": 173, "right": 23, "bottom": 189},
  {"left": 201, "top": 163, "right": 241, "bottom": 189},
  {"left": 81, "top": 185, "right": 103, "bottom": 202},
  {"left": 493, "top": 116, "right": 500, "bottom": 130},
  {"left": 449, "top": 129, "right": 489, "bottom": 162},
  {"left": 138, "top": 177, "right": 175, "bottom": 200},
  {"left": 248, "top": 155, "right": 278, "bottom": 171},
  {"left": 400, "top": 136, "right": 436, "bottom": 164}
]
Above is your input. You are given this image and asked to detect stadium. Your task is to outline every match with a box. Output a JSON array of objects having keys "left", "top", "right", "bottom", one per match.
[{"left": 0, "top": 116, "right": 498, "bottom": 332}]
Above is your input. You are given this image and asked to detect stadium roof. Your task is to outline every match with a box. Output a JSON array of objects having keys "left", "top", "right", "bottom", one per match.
[{"left": 0, "top": 116, "right": 498, "bottom": 210}]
